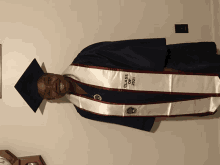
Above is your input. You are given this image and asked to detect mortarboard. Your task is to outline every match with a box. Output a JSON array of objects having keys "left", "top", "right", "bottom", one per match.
[{"left": 14, "top": 58, "right": 45, "bottom": 113}]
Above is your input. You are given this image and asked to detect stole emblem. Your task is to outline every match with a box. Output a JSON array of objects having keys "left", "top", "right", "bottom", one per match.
[
  {"left": 126, "top": 107, "right": 137, "bottom": 114},
  {"left": 94, "top": 94, "right": 102, "bottom": 101}
]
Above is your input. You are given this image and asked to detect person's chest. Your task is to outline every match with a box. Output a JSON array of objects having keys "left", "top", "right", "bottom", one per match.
[
  {"left": 75, "top": 84, "right": 88, "bottom": 94},
  {"left": 64, "top": 76, "right": 88, "bottom": 95},
  {"left": 70, "top": 82, "right": 88, "bottom": 95}
]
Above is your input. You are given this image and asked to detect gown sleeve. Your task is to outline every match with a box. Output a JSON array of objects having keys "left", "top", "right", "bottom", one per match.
[{"left": 75, "top": 38, "right": 168, "bottom": 72}]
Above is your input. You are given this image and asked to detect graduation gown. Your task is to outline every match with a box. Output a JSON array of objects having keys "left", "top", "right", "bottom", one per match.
[{"left": 62, "top": 38, "right": 219, "bottom": 132}]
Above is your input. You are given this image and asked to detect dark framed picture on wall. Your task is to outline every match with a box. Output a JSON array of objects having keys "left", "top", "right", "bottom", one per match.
[{"left": 0, "top": 44, "right": 1, "bottom": 98}]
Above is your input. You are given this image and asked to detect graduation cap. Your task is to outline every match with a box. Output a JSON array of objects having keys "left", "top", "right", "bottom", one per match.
[{"left": 14, "top": 58, "right": 45, "bottom": 113}]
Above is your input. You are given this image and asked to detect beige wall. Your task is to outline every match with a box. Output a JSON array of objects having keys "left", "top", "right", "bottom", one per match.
[{"left": 0, "top": 0, "right": 219, "bottom": 164}]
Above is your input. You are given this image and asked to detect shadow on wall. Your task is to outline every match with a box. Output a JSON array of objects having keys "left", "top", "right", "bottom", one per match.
[{"left": 47, "top": 95, "right": 71, "bottom": 104}]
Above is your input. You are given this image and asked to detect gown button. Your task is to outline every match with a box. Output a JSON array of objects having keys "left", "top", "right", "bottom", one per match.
[{"left": 94, "top": 94, "right": 102, "bottom": 101}]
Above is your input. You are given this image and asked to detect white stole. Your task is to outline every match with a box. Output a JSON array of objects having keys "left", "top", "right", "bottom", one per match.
[{"left": 62, "top": 64, "right": 220, "bottom": 116}]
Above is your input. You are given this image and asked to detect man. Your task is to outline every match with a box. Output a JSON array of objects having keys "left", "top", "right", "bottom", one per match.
[{"left": 15, "top": 38, "right": 220, "bottom": 132}]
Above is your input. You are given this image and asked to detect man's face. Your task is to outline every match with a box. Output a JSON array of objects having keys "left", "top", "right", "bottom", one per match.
[{"left": 37, "top": 73, "right": 70, "bottom": 100}]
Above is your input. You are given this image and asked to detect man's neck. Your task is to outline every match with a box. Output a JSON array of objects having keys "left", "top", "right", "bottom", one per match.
[{"left": 65, "top": 77, "right": 87, "bottom": 94}]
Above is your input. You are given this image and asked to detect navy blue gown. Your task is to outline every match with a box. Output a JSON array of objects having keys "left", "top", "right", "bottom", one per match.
[{"left": 69, "top": 38, "right": 218, "bottom": 132}]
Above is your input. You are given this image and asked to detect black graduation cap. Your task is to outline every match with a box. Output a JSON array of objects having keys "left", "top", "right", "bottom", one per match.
[{"left": 14, "top": 58, "right": 45, "bottom": 113}]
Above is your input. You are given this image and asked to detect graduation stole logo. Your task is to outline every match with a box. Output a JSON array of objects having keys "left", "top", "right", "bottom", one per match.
[{"left": 124, "top": 74, "right": 135, "bottom": 88}]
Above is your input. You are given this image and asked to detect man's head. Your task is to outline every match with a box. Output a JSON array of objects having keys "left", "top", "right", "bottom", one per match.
[{"left": 37, "top": 73, "right": 70, "bottom": 100}]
